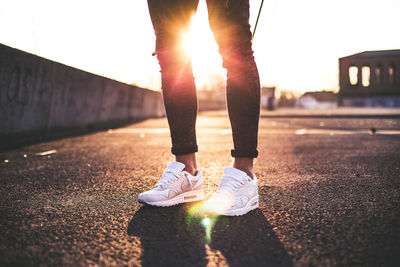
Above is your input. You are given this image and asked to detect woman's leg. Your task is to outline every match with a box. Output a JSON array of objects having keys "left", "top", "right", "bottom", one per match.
[
  {"left": 147, "top": 0, "right": 200, "bottom": 160},
  {"left": 206, "top": 0, "right": 260, "bottom": 176}
]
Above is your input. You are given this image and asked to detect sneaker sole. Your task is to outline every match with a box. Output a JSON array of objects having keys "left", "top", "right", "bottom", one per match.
[
  {"left": 138, "top": 189, "right": 204, "bottom": 207},
  {"left": 222, "top": 195, "right": 259, "bottom": 216}
]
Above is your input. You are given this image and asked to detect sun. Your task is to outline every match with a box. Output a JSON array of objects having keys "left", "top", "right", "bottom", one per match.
[{"left": 180, "top": 1, "right": 226, "bottom": 90}]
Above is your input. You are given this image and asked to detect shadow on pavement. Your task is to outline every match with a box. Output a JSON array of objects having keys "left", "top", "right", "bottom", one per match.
[
  {"left": 127, "top": 204, "right": 207, "bottom": 266},
  {"left": 127, "top": 204, "right": 293, "bottom": 266},
  {"left": 209, "top": 208, "right": 293, "bottom": 266}
]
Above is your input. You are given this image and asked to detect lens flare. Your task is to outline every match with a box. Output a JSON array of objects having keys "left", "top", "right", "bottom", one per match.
[
  {"left": 201, "top": 217, "right": 211, "bottom": 227},
  {"left": 186, "top": 201, "right": 220, "bottom": 244}
]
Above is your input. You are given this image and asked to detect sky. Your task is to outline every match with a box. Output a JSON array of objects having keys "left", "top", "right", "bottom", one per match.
[{"left": 1, "top": 0, "right": 399, "bottom": 94}]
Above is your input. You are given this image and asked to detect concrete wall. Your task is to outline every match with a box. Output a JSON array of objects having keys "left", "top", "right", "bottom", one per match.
[{"left": 0, "top": 43, "right": 164, "bottom": 147}]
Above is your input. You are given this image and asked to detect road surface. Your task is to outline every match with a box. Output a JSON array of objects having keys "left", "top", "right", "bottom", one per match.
[{"left": 1, "top": 111, "right": 399, "bottom": 266}]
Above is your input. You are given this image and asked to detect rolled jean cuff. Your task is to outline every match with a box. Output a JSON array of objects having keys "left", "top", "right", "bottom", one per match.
[
  {"left": 231, "top": 149, "right": 258, "bottom": 158},
  {"left": 171, "top": 145, "right": 198, "bottom": 156}
]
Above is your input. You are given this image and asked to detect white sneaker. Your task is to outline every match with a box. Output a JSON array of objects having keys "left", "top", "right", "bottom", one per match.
[
  {"left": 204, "top": 167, "right": 259, "bottom": 216},
  {"left": 138, "top": 162, "right": 204, "bottom": 207}
]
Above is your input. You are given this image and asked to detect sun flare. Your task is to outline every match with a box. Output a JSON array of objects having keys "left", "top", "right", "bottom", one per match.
[{"left": 180, "top": 1, "right": 226, "bottom": 90}]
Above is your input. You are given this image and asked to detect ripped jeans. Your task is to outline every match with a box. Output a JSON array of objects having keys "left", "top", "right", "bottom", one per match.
[{"left": 147, "top": 0, "right": 260, "bottom": 158}]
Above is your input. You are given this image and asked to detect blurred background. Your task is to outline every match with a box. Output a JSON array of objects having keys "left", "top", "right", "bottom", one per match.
[{"left": 1, "top": 0, "right": 399, "bottom": 110}]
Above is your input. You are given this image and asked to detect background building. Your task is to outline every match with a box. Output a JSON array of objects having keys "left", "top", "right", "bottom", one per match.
[
  {"left": 296, "top": 91, "right": 337, "bottom": 109},
  {"left": 261, "top": 86, "right": 276, "bottom": 110},
  {"left": 338, "top": 50, "right": 400, "bottom": 107}
]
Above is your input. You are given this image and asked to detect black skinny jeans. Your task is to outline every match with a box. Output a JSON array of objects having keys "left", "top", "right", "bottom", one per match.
[{"left": 147, "top": 0, "right": 260, "bottom": 158}]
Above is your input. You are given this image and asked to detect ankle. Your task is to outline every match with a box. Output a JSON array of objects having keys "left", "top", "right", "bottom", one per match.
[
  {"left": 234, "top": 167, "right": 255, "bottom": 179},
  {"left": 233, "top": 157, "right": 255, "bottom": 179},
  {"left": 176, "top": 153, "right": 197, "bottom": 176},
  {"left": 184, "top": 167, "right": 197, "bottom": 176}
]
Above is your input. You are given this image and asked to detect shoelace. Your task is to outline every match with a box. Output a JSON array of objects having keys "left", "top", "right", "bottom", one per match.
[
  {"left": 218, "top": 175, "right": 245, "bottom": 193},
  {"left": 155, "top": 169, "right": 181, "bottom": 188}
]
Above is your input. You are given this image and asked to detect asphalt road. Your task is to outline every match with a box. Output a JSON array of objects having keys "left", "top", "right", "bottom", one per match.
[{"left": 1, "top": 111, "right": 399, "bottom": 266}]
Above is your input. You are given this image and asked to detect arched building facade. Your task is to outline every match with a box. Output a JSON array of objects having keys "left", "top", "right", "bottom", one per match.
[{"left": 338, "top": 50, "right": 400, "bottom": 107}]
